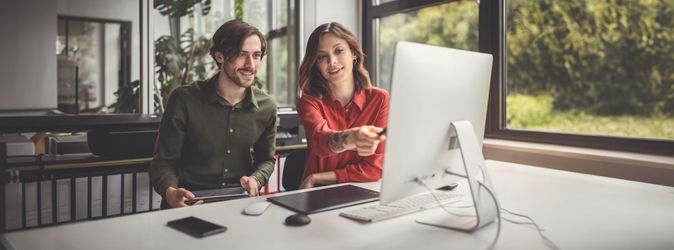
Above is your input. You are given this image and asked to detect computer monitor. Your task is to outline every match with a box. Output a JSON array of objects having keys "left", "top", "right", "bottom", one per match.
[{"left": 380, "top": 41, "right": 497, "bottom": 231}]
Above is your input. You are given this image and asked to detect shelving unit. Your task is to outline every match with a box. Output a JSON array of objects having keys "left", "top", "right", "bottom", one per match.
[{"left": 1, "top": 114, "right": 162, "bottom": 233}]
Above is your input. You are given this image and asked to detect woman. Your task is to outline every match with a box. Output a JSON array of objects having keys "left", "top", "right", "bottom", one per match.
[{"left": 296, "top": 22, "right": 389, "bottom": 189}]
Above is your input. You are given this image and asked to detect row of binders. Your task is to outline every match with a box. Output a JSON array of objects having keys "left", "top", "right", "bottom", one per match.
[
  {"left": 4, "top": 172, "right": 163, "bottom": 231},
  {"left": 3, "top": 152, "right": 294, "bottom": 231}
]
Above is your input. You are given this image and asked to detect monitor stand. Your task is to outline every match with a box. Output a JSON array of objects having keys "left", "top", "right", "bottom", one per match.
[{"left": 415, "top": 120, "right": 499, "bottom": 232}]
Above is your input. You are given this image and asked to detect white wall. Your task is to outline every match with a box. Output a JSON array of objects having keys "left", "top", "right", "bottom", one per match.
[
  {"left": 300, "top": 0, "right": 360, "bottom": 60},
  {"left": 0, "top": 0, "right": 58, "bottom": 113}
]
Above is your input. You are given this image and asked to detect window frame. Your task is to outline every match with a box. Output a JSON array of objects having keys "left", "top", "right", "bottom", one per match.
[
  {"left": 264, "top": 0, "right": 299, "bottom": 106},
  {"left": 364, "top": 0, "right": 674, "bottom": 156},
  {"left": 362, "top": 0, "right": 459, "bottom": 86},
  {"left": 58, "top": 15, "right": 134, "bottom": 112},
  {"left": 482, "top": 0, "right": 674, "bottom": 156}
]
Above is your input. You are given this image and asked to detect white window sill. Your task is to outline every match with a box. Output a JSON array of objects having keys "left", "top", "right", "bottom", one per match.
[{"left": 483, "top": 138, "right": 674, "bottom": 187}]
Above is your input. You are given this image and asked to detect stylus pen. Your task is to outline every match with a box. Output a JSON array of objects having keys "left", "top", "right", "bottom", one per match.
[{"left": 377, "top": 128, "right": 387, "bottom": 137}]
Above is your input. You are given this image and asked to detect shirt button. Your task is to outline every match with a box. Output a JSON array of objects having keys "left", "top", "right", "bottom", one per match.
[{"left": 229, "top": 128, "right": 234, "bottom": 133}]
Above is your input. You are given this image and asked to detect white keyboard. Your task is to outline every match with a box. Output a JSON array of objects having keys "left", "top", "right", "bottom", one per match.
[{"left": 339, "top": 191, "right": 463, "bottom": 222}]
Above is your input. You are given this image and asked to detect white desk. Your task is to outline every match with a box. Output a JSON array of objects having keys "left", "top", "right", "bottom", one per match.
[{"left": 3, "top": 160, "right": 674, "bottom": 250}]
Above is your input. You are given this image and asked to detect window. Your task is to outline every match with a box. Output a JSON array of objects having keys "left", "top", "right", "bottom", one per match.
[
  {"left": 364, "top": 0, "right": 477, "bottom": 90},
  {"left": 483, "top": 0, "right": 674, "bottom": 155},
  {"left": 374, "top": 1, "right": 477, "bottom": 90},
  {"left": 171, "top": 0, "right": 297, "bottom": 106},
  {"left": 57, "top": 16, "right": 132, "bottom": 114},
  {"left": 368, "top": 0, "right": 674, "bottom": 155}
]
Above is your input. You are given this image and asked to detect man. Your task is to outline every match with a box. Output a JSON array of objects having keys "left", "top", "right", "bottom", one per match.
[{"left": 150, "top": 20, "right": 277, "bottom": 208}]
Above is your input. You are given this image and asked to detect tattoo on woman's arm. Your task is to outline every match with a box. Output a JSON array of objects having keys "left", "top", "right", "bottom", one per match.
[{"left": 328, "top": 132, "right": 349, "bottom": 152}]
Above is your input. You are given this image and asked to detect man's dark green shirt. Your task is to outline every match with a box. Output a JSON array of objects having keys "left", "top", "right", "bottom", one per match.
[{"left": 150, "top": 73, "right": 277, "bottom": 195}]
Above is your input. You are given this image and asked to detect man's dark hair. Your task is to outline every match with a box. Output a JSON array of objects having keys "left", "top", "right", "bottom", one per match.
[{"left": 209, "top": 19, "right": 267, "bottom": 68}]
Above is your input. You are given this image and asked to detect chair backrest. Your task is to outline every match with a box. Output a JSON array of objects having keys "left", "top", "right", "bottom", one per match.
[{"left": 282, "top": 150, "right": 306, "bottom": 191}]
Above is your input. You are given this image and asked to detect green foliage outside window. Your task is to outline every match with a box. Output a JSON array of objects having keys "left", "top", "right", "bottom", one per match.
[
  {"left": 378, "top": 2, "right": 478, "bottom": 89},
  {"left": 378, "top": 0, "right": 674, "bottom": 140},
  {"left": 507, "top": 0, "right": 674, "bottom": 117}
]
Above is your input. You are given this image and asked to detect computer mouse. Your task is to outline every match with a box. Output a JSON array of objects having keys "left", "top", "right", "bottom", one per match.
[
  {"left": 242, "top": 201, "right": 272, "bottom": 216},
  {"left": 285, "top": 213, "right": 311, "bottom": 226}
]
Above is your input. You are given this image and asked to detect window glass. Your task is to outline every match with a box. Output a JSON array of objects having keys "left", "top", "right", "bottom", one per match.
[
  {"left": 377, "top": 1, "right": 478, "bottom": 90},
  {"left": 184, "top": 0, "right": 292, "bottom": 104},
  {"left": 506, "top": 0, "right": 674, "bottom": 141},
  {"left": 58, "top": 19, "right": 128, "bottom": 114},
  {"left": 269, "top": 36, "right": 289, "bottom": 104}
]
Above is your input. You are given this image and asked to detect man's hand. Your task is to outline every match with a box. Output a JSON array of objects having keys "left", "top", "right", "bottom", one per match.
[
  {"left": 164, "top": 187, "right": 203, "bottom": 208},
  {"left": 240, "top": 176, "right": 260, "bottom": 196}
]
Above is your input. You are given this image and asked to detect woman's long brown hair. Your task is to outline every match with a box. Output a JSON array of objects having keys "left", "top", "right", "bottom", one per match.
[{"left": 298, "top": 22, "right": 372, "bottom": 98}]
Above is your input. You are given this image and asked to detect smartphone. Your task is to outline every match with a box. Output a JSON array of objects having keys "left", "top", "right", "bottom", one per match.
[{"left": 167, "top": 216, "right": 227, "bottom": 238}]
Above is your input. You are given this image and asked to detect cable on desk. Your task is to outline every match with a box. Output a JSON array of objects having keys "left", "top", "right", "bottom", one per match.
[
  {"left": 415, "top": 177, "right": 501, "bottom": 250},
  {"left": 478, "top": 181, "right": 501, "bottom": 250},
  {"left": 500, "top": 208, "right": 560, "bottom": 250},
  {"left": 416, "top": 178, "right": 474, "bottom": 218},
  {"left": 416, "top": 170, "right": 561, "bottom": 250}
]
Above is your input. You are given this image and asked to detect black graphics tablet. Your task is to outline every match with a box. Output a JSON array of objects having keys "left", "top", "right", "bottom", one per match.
[
  {"left": 266, "top": 184, "right": 379, "bottom": 214},
  {"left": 185, "top": 187, "right": 248, "bottom": 205}
]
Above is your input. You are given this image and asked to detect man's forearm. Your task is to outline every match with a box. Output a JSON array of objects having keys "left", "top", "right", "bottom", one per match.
[
  {"left": 250, "top": 159, "right": 275, "bottom": 187},
  {"left": 149, "top": 161, "right": 179, "bottom": 196}
]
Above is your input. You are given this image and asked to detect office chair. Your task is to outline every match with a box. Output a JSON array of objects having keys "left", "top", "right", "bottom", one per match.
[{"left": 282, "top": 150, "right": 306, "bottom": 191}]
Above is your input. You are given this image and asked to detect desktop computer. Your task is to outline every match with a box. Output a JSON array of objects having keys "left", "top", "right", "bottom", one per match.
[{"left": 378, "top": 41, "right": 498, "bottom": 231}]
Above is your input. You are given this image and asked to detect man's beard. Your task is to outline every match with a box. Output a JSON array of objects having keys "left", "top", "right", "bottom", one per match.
[{"left": 224, "top": 67, "right": 255, "bottom": 88}]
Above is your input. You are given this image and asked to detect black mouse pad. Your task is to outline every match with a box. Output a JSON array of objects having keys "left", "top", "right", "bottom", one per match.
[{"left": 267, "top": 184, "right": 379, "bottom": 214}]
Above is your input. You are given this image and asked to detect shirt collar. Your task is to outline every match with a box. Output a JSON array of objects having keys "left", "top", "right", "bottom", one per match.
[{"left": 323, "top": 89, "right": 366, "bottom": 111}]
